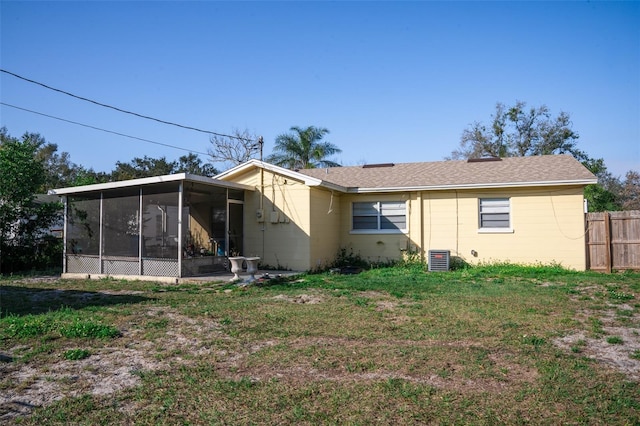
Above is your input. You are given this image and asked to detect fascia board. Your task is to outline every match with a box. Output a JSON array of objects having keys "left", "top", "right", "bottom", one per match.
[
  {"left": 345, "top": 178, "right": 598, "bottom": 193},
  {"left": 215, "top": 159, "right": 346, "bottom": 189},
  {"left": 213, "top": 160, "right": 260, "bottom": 180},
  {"left": 258, "top": 162, "right": 325, "bottom": 186},
  {"left": 48, "top": 173, "right": 253, "bottom": 195},
  {"left": 314, "top": 181, "right": 348, "bottom": 192}
]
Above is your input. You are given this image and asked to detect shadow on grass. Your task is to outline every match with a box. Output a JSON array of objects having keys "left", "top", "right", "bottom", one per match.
[{"left": 0, "top": 285, "right": 153, "bottom": 317}]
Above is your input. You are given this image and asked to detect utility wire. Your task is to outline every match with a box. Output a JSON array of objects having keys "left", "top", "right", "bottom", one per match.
[
  {"left": 1, "top": 68, "right": 254, "bottom": 142},
  {"left": 0, "top": 101, "right": 211, "bottom": 156}
]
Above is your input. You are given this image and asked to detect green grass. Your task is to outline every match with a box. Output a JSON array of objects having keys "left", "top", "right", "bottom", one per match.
[
  {"left": 1, "top": 264, "right": 639, "bottom": 424},
  {"left": 0, "top": 307, "right": 120, "bottom": 340},
  {"left": 63, "top": 348, "right": 91, "bottom": 360}
]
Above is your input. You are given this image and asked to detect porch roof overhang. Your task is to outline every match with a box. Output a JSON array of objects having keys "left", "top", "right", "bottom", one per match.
[{"left": 48, "top": 173, "right": 255, "bottom": 196}]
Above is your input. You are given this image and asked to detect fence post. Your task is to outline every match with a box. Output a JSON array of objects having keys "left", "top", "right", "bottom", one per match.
[{"left": 604, "top": 212, "right": 612, "bottom": 274}]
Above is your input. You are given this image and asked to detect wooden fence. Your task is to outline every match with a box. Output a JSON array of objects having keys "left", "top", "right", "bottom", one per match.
[{"left": 586, "top": 211, "right": 640, "bottom": 272}]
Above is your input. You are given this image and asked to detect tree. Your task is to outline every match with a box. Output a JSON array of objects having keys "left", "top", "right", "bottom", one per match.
[
  {"left": 176, "top": 153, "right": 218, "bottom": 176},
  {"left": 0, "top": 128, "right": 62, "bottom": 273},
  {"left": 449, "top": 101, "right": 584, "bottom": 161},
  {"left": 619, "top": 171, "right": 640, "bottom": 210},
  {"left": 5, "top": 130, "right": 108, "bottom": 190},
  {"left": 111, "top": 156, "right": 179, "bottom": 181},
  {"left": 110, "top": 154, "right": 217, "bottom": 181},
  {"left": 70, "top": 168, "right": 110, "bottom": 187},
  {"left": 580, "top": 157, "right": 622, "bottom": 212},
  {"left": 447, "top": 102, "right": 638, "bottom": 212},
  {"left": 208, "top": 128, "right": 262, "bottom": 168},
  {"left": 266, "top": 126, "right": 341, "bottom": 169}
]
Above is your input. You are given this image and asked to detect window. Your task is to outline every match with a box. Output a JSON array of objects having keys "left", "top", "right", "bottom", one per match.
[
  {"left": 479, "top": 198, "right": 511, "bottom": 231},
  {"left": 352, "top": 201, "right": 407, "bottom": 233}
]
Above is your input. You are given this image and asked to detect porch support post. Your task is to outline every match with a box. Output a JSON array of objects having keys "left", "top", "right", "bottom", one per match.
[
  {"left": 62, "top": 196, "right": 68, "bottom": 273},
  {"left": 177, "top": 182, "right": 183, "bottom": 278},
  {"left": 99, "top": 192, "right": 103, "bottom": 274},
  {"left": 139, "top": 187, "right": 143, "bottom": 276}
]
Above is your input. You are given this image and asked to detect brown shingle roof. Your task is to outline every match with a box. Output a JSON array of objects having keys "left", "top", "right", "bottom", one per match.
[{"left": 297, "top": 155, "right": 596, "bottom": 191}]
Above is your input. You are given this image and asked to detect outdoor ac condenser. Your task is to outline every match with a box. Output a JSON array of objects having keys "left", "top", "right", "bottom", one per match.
[{"left": 428, "top": 250, "right": 450, "bottom": 272}]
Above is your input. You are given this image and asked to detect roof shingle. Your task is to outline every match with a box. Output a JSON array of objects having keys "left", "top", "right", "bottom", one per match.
[{"left": 297, "top": 155, "right": 596, "bottom": 191}]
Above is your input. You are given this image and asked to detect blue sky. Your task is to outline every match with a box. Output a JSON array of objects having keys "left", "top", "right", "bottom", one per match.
[{"left": 1, "top": 1, "right": 638, "bottom": 178}]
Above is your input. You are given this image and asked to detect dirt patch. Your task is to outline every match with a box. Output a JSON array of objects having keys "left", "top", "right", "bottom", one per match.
[
  {"left": 5, "top": 276, "right": 61, "bottom": 285},
  {"left": 0, "top": 305, "right": 226, "bottom": 422},
  {"left": 0, "top": 346, "right": 165, "bottom": 420},
  {"left": 272, "top": 294, "right": 324, "bottom": 304},
  {"left": 553, "top": 285, "right": 640, "bottom": 380},
  {"left": 554, "top": 331, "right": 640, "bottom": 380}
]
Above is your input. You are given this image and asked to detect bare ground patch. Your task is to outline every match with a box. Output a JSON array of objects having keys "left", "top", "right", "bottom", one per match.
[
  {"left": 553, "top": 285, "right": 640, "bottom": 380},
  {"left": 0, "top": 304, "right": 227, "bottom": 422},
  {"left": 272, "top": 293, "right": 324, "bottom": 304}
]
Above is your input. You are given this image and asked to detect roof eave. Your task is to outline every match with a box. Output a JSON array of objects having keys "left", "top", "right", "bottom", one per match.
[
  {"left": 346, "top": 179, "right": 598, "bottom": 193},
  {"left": 48, "top": 173, "right": 254, "bottom": 196},
  {"left": 312, "top": 180, "right": 348, "bottom": 192},
  {"left": 215, "top": 159, "right": 344, "bottom": 188}
]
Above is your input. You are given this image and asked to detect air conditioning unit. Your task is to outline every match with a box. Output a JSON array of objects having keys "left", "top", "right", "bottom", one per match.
[{"left": 428, "top": 250, "right": 450, "bottom": 272}]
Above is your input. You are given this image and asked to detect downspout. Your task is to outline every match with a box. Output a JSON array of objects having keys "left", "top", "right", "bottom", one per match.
[
  {"left": 418, "top": 192, "right": 425, "bottom": 262},
  {"left": 455, "top": 190, "right": 459, "bottom": 258},
  {"left": 259, "top": 136, "right": 264, "bottom": 211}
]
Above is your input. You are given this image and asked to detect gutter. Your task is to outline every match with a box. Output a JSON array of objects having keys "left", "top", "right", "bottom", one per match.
[
  {"left": 48, "top": 173, "right": 254, "bottom": 196},
  {"left": 340, "top": 178, "right": 599, "bottom": 194}
]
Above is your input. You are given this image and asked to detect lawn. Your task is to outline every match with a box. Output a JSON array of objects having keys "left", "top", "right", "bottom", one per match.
[{"left": 1, "top": 264, "right": 639, "bottom": 425}]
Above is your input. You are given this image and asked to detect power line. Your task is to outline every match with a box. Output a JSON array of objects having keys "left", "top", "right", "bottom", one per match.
[
  {"left": 0, "top": 101, "right": 211, "bottom": 157},
  {"left": 1, "top": 68, "right": 255, "bottom": 142}
]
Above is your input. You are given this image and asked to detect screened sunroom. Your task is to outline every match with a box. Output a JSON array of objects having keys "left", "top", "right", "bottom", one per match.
[{"left": 49, "top": 174, "right": 253, "bottom": 280}]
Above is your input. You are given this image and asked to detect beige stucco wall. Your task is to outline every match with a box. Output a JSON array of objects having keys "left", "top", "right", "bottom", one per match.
[
  {"left": 231, "top": 168, "right": 315, "bottom": 271},
  {"left": 337, "top": 186, "right": 587, "bottom": 270},
  {"left": 309, "top": 188, "right": 341, "bottom": 270},
  {"left": 421, "top": 186, "right": 587, "bottom": 270}
]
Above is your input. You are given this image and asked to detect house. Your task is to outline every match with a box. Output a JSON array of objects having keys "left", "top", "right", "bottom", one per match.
[
  {"left": 216, "top": 154, "right": 597, "bottom": 271},
  {"left": 49, "top": 154, "right": 597, "bottom": 281}
]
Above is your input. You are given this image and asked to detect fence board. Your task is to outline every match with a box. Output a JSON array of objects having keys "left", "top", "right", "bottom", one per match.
[{"left": 586, "top": 211, "right": 640, "bottom": 272}]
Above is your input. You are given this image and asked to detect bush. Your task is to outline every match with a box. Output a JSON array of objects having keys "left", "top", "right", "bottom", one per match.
[{"left": 1, "top": 235, "right": 63, "bottom": 274}]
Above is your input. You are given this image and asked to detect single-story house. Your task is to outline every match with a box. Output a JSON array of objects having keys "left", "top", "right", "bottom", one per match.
[{"left": 49, "top": 154, "right": 597, "bottom": 280}]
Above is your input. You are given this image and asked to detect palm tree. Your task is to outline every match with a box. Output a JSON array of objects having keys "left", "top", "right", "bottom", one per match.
[{"left": 266, "top": 126, "right": 342, "bottom": 169}]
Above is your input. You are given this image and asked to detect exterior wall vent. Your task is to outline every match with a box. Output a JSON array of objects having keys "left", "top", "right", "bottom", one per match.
[{"left": 428, "top": 250, "right": 450, "bottom": 272}]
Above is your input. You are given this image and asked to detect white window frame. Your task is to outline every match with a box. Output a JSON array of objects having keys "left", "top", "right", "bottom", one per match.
[
  {"left": 478, "top": 197, "right": 513, "bottom": 233},
  {"left": 351, "top": 201, "right": 408, "bottom": 234}
]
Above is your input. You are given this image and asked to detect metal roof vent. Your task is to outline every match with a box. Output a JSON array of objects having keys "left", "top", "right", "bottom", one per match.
[
  {"left": 467, "top": 157, "right": 502, "bottom": 163},
  {"left": 428, "top": 250, "right": 450, "bottom": 272},
  {"left": 362, "top": 163, "right": 395, "bottom": 168}
]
